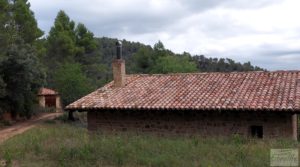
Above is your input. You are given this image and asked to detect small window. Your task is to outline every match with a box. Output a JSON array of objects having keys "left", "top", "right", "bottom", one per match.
[{"left": 250, "top": 126, "right": 263, "bottom": 138}]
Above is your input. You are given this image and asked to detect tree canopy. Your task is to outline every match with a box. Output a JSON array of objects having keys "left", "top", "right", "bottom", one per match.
[
  {"left": 12, "top": 0, "right": 43, "bottom": 44},
  {"left": 151, "top": 55, "right": 197, "bottom": 74},
  {"left": 0, "top": 41, "right": 45, "bottom": 117},
  {"left": 0, "top": 0, "right": 44, "bottom": 117},
  {"left": 53, "top": 63, "right": 92, "bottom": 105}
]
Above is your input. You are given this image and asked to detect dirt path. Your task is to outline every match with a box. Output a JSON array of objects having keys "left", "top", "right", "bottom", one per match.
[{"left": 0, "top": 112, "right": 63, "bottom": 144}]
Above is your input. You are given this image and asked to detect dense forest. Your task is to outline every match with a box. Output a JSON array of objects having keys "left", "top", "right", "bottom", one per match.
[{"left": 0, "top": 0, "right": 264, "bottom": 117}]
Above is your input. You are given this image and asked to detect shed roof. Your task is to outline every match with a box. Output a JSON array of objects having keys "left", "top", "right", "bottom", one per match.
[
  {"left": 66, "top": 71, "right": 300, "bottom": 112},
  {"left": 38, "top": 88, "right": 58, "bottom": 96}
]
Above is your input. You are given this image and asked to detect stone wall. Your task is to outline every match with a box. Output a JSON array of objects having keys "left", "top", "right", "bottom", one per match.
[
  {"left": 87, "top": 109, "right": 296, "bottom": 139},
  {"left": 38, "top": 95, "right": 62, "bottom": 112}
]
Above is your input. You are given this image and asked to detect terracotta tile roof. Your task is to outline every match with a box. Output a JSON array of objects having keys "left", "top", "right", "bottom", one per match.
[
  {"left": 66, "top": 71, "right": 300, "bottom": 112},
  {"left": 38, "top": 88, "right": 58, "bottom": 96}
]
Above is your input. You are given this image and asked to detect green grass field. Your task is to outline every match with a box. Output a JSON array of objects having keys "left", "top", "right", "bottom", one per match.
[{"left": 0, "top": 121, "right": 299, "bottom": 167}]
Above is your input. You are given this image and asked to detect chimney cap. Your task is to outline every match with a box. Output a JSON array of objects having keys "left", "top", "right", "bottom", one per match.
[
  {"left": 116, "top": 40, "right": 122, "bottom": 46},
  {"left": 116, "top": 40, "right": 122, "bottom": 59}
]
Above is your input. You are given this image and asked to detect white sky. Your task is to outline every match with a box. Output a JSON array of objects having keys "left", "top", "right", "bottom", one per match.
[{"left": 28, "top": 0, "right": 300, "bottom": 70}]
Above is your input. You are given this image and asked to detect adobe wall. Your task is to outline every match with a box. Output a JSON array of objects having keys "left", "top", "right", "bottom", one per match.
[{"left": 87, "top": 110, "right": 296, "bottom": 139}]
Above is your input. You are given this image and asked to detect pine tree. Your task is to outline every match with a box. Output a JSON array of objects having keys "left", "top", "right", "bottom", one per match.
[
  {"left": 47, "top": 10, "right": 77, "bottom": 63},
  {"left": 75, "top": 23, "right": 97, "bottom": 55},
  {"left": 130, "top": 47, "right": 154, "bottom": 74},
  {"left": 11, "top": 0, "right": 43, "bottom": 44}
]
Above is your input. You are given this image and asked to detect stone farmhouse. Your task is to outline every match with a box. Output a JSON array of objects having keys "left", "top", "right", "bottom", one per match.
[{"left": 66, "top": 42, "right": 299, "bottom": 140}]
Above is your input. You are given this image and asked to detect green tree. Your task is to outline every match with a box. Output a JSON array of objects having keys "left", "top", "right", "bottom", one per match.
[
  {"left": 46, "top": 10, "right": 77, "bottom": 64},
  {"left": 129, "top": 47, "right": 154, "bottom": 73},
  {"left": 0, "top": 41, "right": 45, "bottom": 117},
  {"left": 0, "top": 75, "right": 5, "bottom": 98},
  {"left": 84, "top": 63, "right": 109, "bottom": 87},
  {"left": 0, "top": 58, "right": 6, "bottom": 110},
  {"left": 75, "top": 23, "right": 97, "bottom": 64},
  {"left": 74, "top": 23, "right": 104, "bottom": 86},
  {"left": 130, "top": 41, "right": 198, "bottom": 74},
  {"left": 45, "top": 10, "right": 77, "bottom": 86},
  {"left": 53, "top": 63, "right": 92, "bottom": 105},
  {"left": 0, "top": 0, "right": 10, "bottom": 52},
  {"left": 153, "top": 40, "right": 165, "bottom": 51},
  {"left": 75, "top": 23, "right": 97, "bottom": 56},
  {"left": 151, "top": 55, "right": 197, "bottom": 74},
  {"left": 0, "top": 0, "right": 43, "bottom": 58},
  {"left": 0, "top": 0, "right": 45, "bottom": 117},
  {"left": 192, "top": 55, "right": 264, "bottom": 72},
  {"left": 11, "top": 0, "right": 43, "bottom": 44},
  {"left": 153, "top": 40, "right": 168, "bottom": 59},
  {"left": 0, "top": 0, "right": 7, "bottom": 97}
]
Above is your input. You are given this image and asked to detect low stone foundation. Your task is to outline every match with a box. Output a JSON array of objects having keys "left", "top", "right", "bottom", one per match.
[{"left": 87, "top": 109, "right": 297, "bottom": 139}]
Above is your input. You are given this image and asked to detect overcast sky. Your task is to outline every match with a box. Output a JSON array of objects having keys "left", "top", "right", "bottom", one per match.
[{"left": 28, "top": 0, "right": 300, "bottom": 70}]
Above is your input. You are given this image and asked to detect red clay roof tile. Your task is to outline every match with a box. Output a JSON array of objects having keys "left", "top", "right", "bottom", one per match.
[
  {"left": 66, "top": 71, "right": 300, "bottom": 112},
  {"left": 38, "top": 88, "right": 58, "bottom": 95}
]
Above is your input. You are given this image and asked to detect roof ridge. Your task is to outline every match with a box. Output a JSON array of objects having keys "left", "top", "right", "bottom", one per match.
[{"left": 126, "top": 70, "right": 300, "bottom": 77}]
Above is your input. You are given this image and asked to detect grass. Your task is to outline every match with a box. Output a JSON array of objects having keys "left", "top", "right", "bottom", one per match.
[
  {"left": 0, "top": 122, "right": 299, "bottom": 167},
  {"left": 0, "top": 120, "right": 12, "bottom": 127}
]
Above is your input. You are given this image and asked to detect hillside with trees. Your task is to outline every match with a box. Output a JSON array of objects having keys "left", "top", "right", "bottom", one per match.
[{"left": 0, "top": 0, "right": 264, "bottom": 117}]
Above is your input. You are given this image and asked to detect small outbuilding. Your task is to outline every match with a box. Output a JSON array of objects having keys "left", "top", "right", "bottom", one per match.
[
  {"left": 38, "top": 88, "right": 62, "bottom": 112},
  {"left": 66, "top": 42, "right": 299, "bottom": 140}
]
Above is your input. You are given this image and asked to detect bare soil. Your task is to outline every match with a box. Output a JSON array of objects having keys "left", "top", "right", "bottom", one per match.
[{"left": 0, "top": 112, "right": 63, "bottom": 144}]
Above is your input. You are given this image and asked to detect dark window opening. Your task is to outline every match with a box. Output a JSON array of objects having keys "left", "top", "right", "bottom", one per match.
[{"left": 250, "top": 126, "right": 263, "bottom": 138}]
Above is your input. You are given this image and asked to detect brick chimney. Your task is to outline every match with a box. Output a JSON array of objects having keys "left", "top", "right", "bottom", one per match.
[{"left": 112, "top": 41, "right": 126, "bottom": 87}]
